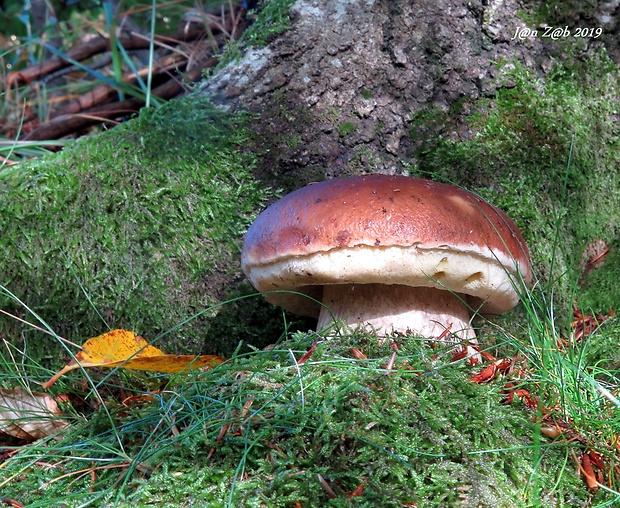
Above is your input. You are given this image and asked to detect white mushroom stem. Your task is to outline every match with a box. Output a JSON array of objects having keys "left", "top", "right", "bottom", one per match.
[{"left": 317, "top": 283, "right": 478, "bottom": 349}]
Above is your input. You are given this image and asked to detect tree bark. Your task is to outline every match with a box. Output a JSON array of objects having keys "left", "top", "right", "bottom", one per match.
[
  {"left": 204, "top": 0, "right": 602, "bottom": 187},
  {"left": 202, "top": 0, "right": 617, "bottom": 188}
]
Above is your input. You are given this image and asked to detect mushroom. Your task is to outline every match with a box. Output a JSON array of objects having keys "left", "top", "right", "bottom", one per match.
[{"left": 241, "top": 175, "right": 531, "bottom": 351}]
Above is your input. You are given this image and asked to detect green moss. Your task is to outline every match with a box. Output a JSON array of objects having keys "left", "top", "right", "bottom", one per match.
[
  {"left": 361, "top": 89, "right": 373, "bottom": 100},
  {"left": 519, "top": 0, "right": 598, "bottom": 27},
  {"left": 580, "top": 318, "right": 620, "bottom": 374},
  {"left": 579, "top": 245, "right": 620, "bottom": 314},
  {"left": 0, "top": 95, "right": 272, "bottom": 362},
  {"left": 242, "top": 0, "right": 296, "bottom": 47},
  {"left": 339, "top": 121, "right": 355, "bottom": 137},
  {"left": 2, "top": 332, "right": 593, "bottom": 507},
  {"left": 323, "top": 107, "right": 341, "bottom": 124},
  {"left": 4, "top": 8, "right": 620, "bottom": 507},
  {"left": 217, "top": 0, "right": 297, "bottom": 67}
]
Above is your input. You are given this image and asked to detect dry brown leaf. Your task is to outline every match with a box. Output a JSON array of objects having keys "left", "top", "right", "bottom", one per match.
[
  {"left": 580, "top": 451, "right": 600, "bottom": 491},
  {"left": 43, "top": 329, "right": 224, "bottom": 389},
  {"left": 0, "top": 387, "right": 69, "bottom": 440}
]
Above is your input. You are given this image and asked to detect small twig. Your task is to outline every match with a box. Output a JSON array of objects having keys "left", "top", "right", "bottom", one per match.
[{"left": 586, "top": 247, "right": 609, "bottom": 269}]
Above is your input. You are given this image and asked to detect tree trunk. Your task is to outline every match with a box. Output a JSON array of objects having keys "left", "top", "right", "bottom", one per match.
[{"left": 202, "top": 0, "right": 617, "bottom": 188}]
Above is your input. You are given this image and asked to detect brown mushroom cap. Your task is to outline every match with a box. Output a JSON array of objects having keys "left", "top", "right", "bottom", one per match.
[{"left": 241, "top": 175, "right": 531, "bottom": 318}]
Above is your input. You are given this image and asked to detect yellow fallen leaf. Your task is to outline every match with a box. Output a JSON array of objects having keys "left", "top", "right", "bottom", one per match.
[
  {"left": 43, "top": 329, "right": 224, "bottom": 389},
  {"left": 0, "top": 387, "right": 68, "bottom": 440}
]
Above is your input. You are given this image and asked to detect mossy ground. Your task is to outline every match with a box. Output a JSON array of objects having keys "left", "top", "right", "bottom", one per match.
[
  {"left": 0, "top": 0, "right": 305, "bottom": 367},
  {"left": 1, "top": 330, "right": 594, "bottom": 507}
]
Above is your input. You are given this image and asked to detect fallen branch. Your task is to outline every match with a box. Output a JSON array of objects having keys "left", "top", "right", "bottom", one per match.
[
  {"left": 23, "top": 58, "right": 215, "bottom": 141},
  {"left": 4, "top": 1, "right": 249, "bottom": 143}
]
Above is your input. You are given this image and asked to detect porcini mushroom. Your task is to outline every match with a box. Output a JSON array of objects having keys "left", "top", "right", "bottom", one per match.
[{"left": 241, "top": 175, "right": 531, "bottom": 349}]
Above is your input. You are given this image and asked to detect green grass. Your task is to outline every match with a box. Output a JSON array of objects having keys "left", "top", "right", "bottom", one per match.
[
  {"left": 0, "top": 139, "right": 66, "bottom": 167},
  {"left": 2, "top": 161, "right": 620, "bottom": 505},
  {"left": 400, "top": 48, "right": 620, "bottom": 503},
  {"left": 1, "top": 0, "right": 184, "bottom": 141}
]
